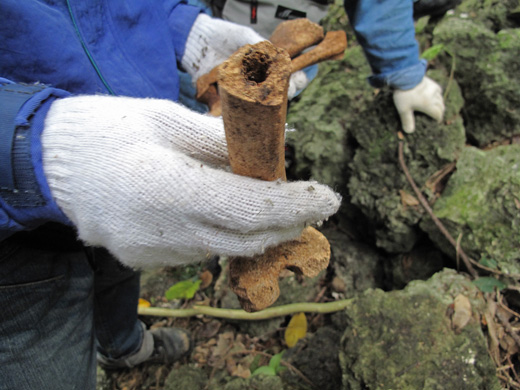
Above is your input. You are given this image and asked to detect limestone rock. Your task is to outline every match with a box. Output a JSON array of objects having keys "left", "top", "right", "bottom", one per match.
[
  {"left": 339, "top": 269, "right": 500, "bottom": 390},
  {"left": 421, "top": 145, "right": 520, "bottom": 274}
]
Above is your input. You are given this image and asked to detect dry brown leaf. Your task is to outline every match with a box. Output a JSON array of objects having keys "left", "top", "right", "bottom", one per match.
[
  {"left": 485, "top": 299, "right": 501, "bottom": 365},
  {"left": 399, "top": 189, "right": 420, "bottom": 207},
  {"left": 199, "top": 319, "right": 221, "bottom": 339},
  {"left": 209, "top": 332, "right": 234, "bottom": 368},
  {"left": 233, "top": 364, "right": 251, "bottom": 379},
  {"left": 425, "top": 162, "right": 456, "bottom": 194},
  {"left": 199, "top": 270, "right": 213, "bottom": 289},
  {"left": 452, "top": 294, "right": 472, "bottom": 333}
]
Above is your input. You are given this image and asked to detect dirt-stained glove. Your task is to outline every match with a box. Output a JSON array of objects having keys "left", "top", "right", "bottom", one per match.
[
  {"left": 181, "top": 13, "right": 308, "bottom": 101},
  {"left": 181, "top": 13, "right": 265, "bottom": 82},
  {"left": 41, "top": 95, "right": 341, "bottom": 268},
  {"left": 392, "top": 76, "right": 445, "bottom": 133}
]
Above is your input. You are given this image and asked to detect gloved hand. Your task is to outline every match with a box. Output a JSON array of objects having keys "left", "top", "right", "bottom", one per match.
[
  {"left": 392, "top": 76, "right": 445, "bottom": 133},
  {"left": 181, "top": 13, "right": 265, "bottom": 82},
  {"left": 181, "top": 13, "right": 309, "bottom": 101},
  {"left": 287, "top": 71, "right": 310, "bottom": 100},
  {"left": 41, "top": 95, "right": 341, "bottom": 268}
]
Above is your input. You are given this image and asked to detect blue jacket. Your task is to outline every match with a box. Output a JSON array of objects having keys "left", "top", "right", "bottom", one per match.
[
  {"left": 0, "top": 0, "right": 425, "bottom": 240},
  {"left": 0, "top": 0, "right": 201, "bottom": 240}
]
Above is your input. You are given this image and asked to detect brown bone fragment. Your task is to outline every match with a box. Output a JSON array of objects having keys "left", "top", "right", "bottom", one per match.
[
  {"left": 218, "top": 41, "right": 331, "bottom": 312},
  {"left": 269, "top": 18, "right": 324, "bottom": 58},
  {"left": 290, "top": 31, "right": 347, "bottom": 73},
  {"left": 196, "top": 18, "right": 346, "bottom": 117}
]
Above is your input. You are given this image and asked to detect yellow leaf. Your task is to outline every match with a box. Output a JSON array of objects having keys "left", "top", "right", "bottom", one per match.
[
  {"left": 138, "top": 298, "right": 151, "bottom": 308},
  {"left": 285, "top": 312, "right": 307, "bottom": 348}
]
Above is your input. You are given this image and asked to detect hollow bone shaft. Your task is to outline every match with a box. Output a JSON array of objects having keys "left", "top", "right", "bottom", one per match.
[
  {"left": 197, "top": 19, "right": 346, "bottom": 116},
  {"left": 218, "top": 41, "right": 331, "bottom": 313}
]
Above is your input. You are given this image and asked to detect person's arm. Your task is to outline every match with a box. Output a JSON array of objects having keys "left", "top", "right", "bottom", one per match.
[
  {"left": 0, "top": 78, "right": 71, "bottom": 241},
  {"left": 1, "top": 78, "right": 340, "bottom": 266},
  {"left": 344, "top": 0, "right": 444, "bottom": 133}
]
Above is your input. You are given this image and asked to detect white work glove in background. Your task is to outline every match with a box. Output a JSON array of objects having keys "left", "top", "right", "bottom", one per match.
[
  {"left": 287, "top": 71, "right": 310, "bottom": 100},
  {"left": 181, "top": 13, "right": 265, "bottom": 82},
  {"left": 392, "top": 76, "right": 445, "bottom": 133},
  {"left": 41, "top": 95, "right": 341, "bottom": 268},
  {"left": 181, "top": 13, "right": 309, "bottom": 101}
]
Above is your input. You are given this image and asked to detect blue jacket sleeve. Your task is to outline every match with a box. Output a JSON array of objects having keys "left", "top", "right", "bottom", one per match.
[
  {"left": 344, "top": 0, "right": 427, "bottom": 90},
  {"left": 0, "top": 78, "right": 72, "bottom": 240},
  {"left": 163, "top": 0, "right": 203, "bottom": 63}
]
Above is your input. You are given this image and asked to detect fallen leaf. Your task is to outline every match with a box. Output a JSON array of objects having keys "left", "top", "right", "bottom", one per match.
[
  {"left": 425, "top": 162, "right": 456, "bottom": 194},
  {"left": 199, "top": 270, "right": 213, "bottom": 289},
  {"left": 285, "top": 312, "right": 307, "bottom": 348},
  {"left": 452, "top": 294, "right": 472, "bottom": 332},
  {"left": 230, "top": 363, "right": 251, "bottom": 379},
  {"left": 399, "top": 190, "right": 420, "bottom": 207},
  {"left": 138, "top": 298, "right": 151, "bottom": 308},
  {"left": 165, "top": 279, "right": 201, "bottom": 300}
]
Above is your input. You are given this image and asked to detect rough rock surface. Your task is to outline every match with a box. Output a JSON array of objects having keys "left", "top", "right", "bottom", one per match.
[
  {"left": 432, "top": 7, "right": 520, "bottom": 146},
  {"left": 421, "top": 145, "right": 520, "bottom": 274},
  {"left": 339, "top": 269, "right": 500, "bottom": 390}
]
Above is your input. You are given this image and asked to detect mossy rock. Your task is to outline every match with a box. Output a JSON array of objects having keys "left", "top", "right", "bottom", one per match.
[
  {"left": 221, "top": 374, "right": 284, "bottom": 390},
  {"left": 163, "top": 365, "right": 208, "bottom": 390},
  {"left": 421, "top": 145, "right": 520, "bottom": 274},
  {"left": 456, "top": 0, "right": 520, "bottom": 31},
  {"left": 433, "top": 10, "right": 520, "bottom": 146},
  {"left": 288, "top": 40, "right": 465, "bottom": 253},
  {"left": 339, "top": 269, "right": 500, "bottom": 390},
  {"left": 346, "top": 68, "right": 465, "bottom": 253}
]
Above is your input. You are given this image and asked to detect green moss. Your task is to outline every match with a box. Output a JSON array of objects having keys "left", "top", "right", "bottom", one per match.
[
  {"left": 340, "top": 270, "right": 500, "bottom": 390},
  {"left": 433, "top": 14, "right": 520, "bottom": 146},
  {"left": 422, "top": 145, "right": 520, "bottom": 274}
]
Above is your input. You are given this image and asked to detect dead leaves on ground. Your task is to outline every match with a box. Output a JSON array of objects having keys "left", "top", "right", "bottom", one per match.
[{"left": 482, "top": 293, "right": 520, "bottom": 389}]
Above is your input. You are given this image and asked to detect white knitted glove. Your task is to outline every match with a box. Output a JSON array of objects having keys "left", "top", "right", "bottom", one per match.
[
  {"left": 287, "top": 71, "right": 310, "bottom": 100},
  {"left": 181, "top": 13, "right": 309, "bottom": 101},
  {"left": 41, "top": 95, "right": 341, "bottom": 268},
  {"left": 392, "top": 76, "right": 445, "bottom": 133},
  {"left": 181, "top": 13, "right": 265, "bottom": 82}
]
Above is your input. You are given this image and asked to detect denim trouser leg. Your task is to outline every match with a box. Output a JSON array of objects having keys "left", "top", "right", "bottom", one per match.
[
  {"left": 90, "top": 247, "right": 144, "bottom": 360},
  {"left": 0, "top": 231, "right": 97, "bottom": 390},
  {"left": 0, "top": 226, "right": 144, "bottom": 389}
]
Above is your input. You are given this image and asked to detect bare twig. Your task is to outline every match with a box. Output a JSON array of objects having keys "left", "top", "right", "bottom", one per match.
[
  {"left": 397, "top": 141, "right": 478, "bottom": 277},
  {"left": 138, "top": 299, "right": 353, "bottom": 320}
]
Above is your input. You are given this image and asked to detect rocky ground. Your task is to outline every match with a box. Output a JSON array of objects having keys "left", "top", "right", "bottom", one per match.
[{"left": 98, "top": 1, "right": 520, "bottom": 389}]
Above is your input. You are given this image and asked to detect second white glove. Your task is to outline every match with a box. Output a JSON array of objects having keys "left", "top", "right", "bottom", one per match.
[
  {"left": 181, "top": 13, "right": 265, "bottom": 82},
  {"left": 392, "top": 76, "right": 445, "bottom": 133},
  {"left": 41, "top": 95, "right": 341, "bottom": 268}
]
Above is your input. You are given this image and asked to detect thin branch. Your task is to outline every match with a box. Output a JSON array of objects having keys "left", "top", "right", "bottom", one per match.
[
  {"left": 138, "top": 299, "right": 353, "bottom": 320},
  {"left": 397, "top": 141, "right": 478, "bottom": 277}
]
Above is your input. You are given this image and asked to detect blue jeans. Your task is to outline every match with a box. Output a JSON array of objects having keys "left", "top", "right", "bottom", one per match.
[{"left": 0, "top": 224, "right": 143, "bottom": 390}]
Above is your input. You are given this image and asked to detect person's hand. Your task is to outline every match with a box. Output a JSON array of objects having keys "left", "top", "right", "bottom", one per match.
[
  {"left": 287, "top": 71, "right": 310, "bottom": 100},
  {"left": 41, "top": 95, "right": 341, "bottom": 268},
  {"left": 181, "top": 14, "right": 309, "bottom": 100},
  {"left": 392, "top": 76, "right": 445, "bottom": 133},
  {"left": 181, "top": 14, "right": 265, "bottom": 82}
]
